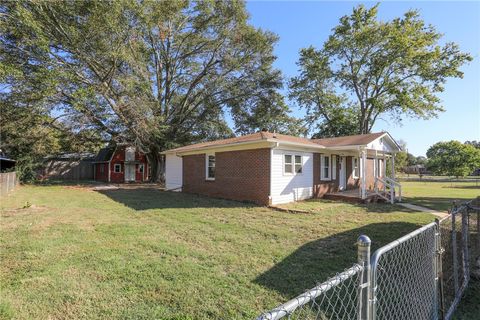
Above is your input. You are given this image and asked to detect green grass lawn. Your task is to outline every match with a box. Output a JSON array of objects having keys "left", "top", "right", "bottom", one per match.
[
  {"left": 401, "top": 180, "right": 480, "bottom": 211},
  {"left": 0, "top": 184, "right": 435, "bottom": 319}
]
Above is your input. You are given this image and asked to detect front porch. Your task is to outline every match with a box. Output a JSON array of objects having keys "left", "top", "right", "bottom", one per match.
[
  {"left": 324, "top": 143, "right": 402, "bottom": 204},
  {"left": 324, "top": 188, "right": 393, "bottom": 204}
]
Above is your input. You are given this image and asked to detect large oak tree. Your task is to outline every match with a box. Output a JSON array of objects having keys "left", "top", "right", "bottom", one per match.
[
  {"left": 1, "top": 0, "right": 294, "bottom": 181},
  {"left": 289, "top": 4, "right": 472, "bottom": 137}
]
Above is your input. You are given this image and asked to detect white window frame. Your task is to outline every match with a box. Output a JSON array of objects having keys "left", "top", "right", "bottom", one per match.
[
  {"left": 138, "top": 164, "right": 144, "bottom": 173},
  {"left": 283, "top": 154, "right": 293, "bottom": 175},
  {"left": 332, "top": 155, "right": 337, "bottom": 180},
  {"left": 114, "top": 163, "right": 122, "bottom": 173},
  {"left": 352, "top": 157, "right": 359, "bottom": 179},
  {"left": 294, "top": 155, "right": 303, "bottom": 174},
  {"left": 205, "top": 154, "right": 215, "bottom": 181},
  {"left": 283, "top": 154, "right": 303, "bottom": 175},
  {"left": 321, "top": 155, "right": 331, "bottom": 181}
]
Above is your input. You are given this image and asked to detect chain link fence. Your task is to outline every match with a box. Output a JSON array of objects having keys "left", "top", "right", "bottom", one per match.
[{"left": 257, "top": 197, "right": 480, "bottom": 320}]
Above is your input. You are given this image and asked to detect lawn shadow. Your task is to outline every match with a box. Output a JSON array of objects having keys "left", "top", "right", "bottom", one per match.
[
  {"left": 254, "top": 221, "right": 425, "bottom": 299},
  {"left": 96, "top": 188, "right": 256, "bottom": 210}
]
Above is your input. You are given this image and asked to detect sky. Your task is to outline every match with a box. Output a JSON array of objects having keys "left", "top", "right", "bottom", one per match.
[{"left": 244, "top": 0, "right": 480, "bottom": 157}]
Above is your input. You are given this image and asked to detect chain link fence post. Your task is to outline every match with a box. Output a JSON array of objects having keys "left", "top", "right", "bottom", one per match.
[
  {"left": 461, "top": 205, "right": 469, "bottom": 284},
  {"left": 435, "top": 218, "right": 445, "bottom": 320},
  {"left": 451, "top": 201, "right": 459, "bottom": 295},
  {"left": 357, "top": 235, "right": 371, "bottom": 320}
]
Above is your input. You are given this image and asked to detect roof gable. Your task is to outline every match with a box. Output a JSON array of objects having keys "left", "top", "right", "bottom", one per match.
[{"left": 311, "top": 132, "right": 386, "bottom": 147}]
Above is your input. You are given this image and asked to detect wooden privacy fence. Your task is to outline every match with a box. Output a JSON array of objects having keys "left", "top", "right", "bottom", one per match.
[{"left": 0, "top": 172, "right": 18, "bottom": 196}]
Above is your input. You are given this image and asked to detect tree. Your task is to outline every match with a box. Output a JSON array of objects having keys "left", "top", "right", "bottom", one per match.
[
  {"left": 289, "top": 4, "right": 472, "bottom": 136},
  {"left": 465, "top": 140, "right": 480, "bottom": 149},
  {"left": 406, "top": 153, "right": 417, "bottom": 166},
  {"left": 0, "top": 100, "right": 104, "bottom": 181},
  {"left": 233, "top": 92, "right": 307, "bottom": 136},
  {"left": 415, "top": 156, "right": 427, "bottom": 165},
  {"left": 1, "top": 0, "right": 294, "bottom": 181},
  {"left": 426, "top": 141, "right": 480, "bottom": 177}
]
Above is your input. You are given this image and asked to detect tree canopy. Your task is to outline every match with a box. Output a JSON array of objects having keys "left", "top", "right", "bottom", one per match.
[
  {"left": 289, "top": 4, "right": 472, "bottom": 138},
  {"left": 426, "top": 141, "right": 480, "bottom": 177},
  {"left": 1, "top": 0, "right": 297, "bottom": 181}
]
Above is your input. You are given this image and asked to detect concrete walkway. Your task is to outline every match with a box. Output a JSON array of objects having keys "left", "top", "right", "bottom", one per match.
[{"left": 398, "top": 202, "right": 448, "bottom": 218}]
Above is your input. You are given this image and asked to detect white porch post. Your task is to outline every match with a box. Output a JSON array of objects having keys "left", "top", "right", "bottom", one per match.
[
  {"left": 361, "top": 149, "right": 367, "bottom": 199},
  {"left": 373, "top": 151, "right": 378, "bottom": 193},
  {"left": 383, "top": 153, "right": 387, "bottom": 178},
  {"left": 383, "top": 153, "right": 387, "bottom": 194},
  {"left": 391, "top": 153, "right": 396, "bottom": 180}
]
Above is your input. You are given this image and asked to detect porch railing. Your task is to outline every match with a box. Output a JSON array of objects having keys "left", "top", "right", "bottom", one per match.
[{"left": 374, "top": 176, "right": 402, "bottom": 204}]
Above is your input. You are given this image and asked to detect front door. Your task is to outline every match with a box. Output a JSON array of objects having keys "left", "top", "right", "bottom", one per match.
[
  {"left": 339, "top": 156, "right": 346, "bottom": 191},
  {"left": 125, "top": 164, "right": 136, "bottom": 182}
]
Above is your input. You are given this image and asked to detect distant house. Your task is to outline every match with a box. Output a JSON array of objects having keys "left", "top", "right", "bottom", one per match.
[
  {"left": 40, "top": 153, "right": 95, "bottom": 180},
  {"left": 404, "top": 164, "right": 427, "bottom": 175},
  {"left": 93, "top": 144, "right": 149, "bottom": 183},
  {"left": 0, "top": 155, "right": 16, "bottom": 172},
  {"left": 163, "top": 131, "right": 403, "bottom": 205}
]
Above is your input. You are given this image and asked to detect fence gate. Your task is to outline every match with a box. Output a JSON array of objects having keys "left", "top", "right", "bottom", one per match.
[{"left": 369, "top": 223, "right": 439, "bottom": 320}]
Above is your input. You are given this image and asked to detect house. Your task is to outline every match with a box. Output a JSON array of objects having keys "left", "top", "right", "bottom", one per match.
[
  {"left": 163, "top": 131, "right": 403, "bottom": 205},
  {"left": 93, "top": 144, "right": 149, "bottom": 183},
  {"left": 39, "top": 153, "right": 95, "bottom": 180},
  {"left": 404, "top": 164, "right": 427, "bottom": 175}
]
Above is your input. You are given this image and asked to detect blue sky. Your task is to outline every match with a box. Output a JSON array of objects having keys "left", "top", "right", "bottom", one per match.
[{"left": 245, "top": 1, "right": 480, "bottom": 156}]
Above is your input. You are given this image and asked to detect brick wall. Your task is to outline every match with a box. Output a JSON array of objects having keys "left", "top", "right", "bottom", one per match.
[
  {"left": 182, "top": 148, "right": 271, "bottom": 205},
  {"left": 313, "top": 153, "right": 339, "bottom": 197}
]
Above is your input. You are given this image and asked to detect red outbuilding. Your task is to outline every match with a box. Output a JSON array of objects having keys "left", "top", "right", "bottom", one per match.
[{"left": 93, "top": 144, "right": 149, "bottom": 183}]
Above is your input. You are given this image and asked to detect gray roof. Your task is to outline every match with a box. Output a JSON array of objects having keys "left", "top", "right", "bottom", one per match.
[{"left": 94, "top": 146, "right": 116, "bottom": 162}]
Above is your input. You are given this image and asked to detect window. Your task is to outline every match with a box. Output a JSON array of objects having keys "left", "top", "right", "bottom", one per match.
[
  {"left": 294, "top": 155, "right": 302, "bottom": 173},
  {"left": 284, "top": 155, "right": 293, "bottom": 174},
  {"left": 332, "top": 156, "right": 337, "bottom": 180},
  {"left": 99, "top": 165, "right": 104, "bottom": 173},
  {"left": 114, "top": 164, "right": 122, "bottom": 173},
  {"left": 206, "top": 154, "right": 215, "bottom": 180},
  {"left": 138, "top": 164, "right": 144, "bottom": 173},
  {"left": 284, "top": 154, "right": 303, "bottom": 174},
  {"left": 352, "top": 157, "right": 359, "bottom": 179},
  {"left": 126, "top": 147, "right": 135, "bottom": 161},
  {"left": 321, "top": 155, "right": 331, "bottom": 180}
]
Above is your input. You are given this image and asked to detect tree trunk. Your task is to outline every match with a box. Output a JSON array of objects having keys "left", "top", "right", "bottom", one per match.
[{"left": 146, "top": 150, "right": 165, "bottom": 183}]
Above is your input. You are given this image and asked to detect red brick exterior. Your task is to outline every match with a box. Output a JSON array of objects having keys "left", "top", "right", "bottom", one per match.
[
  {"left": 94, "top": 146, "right": 148, "bottom": 183},
  {"left": 182, "top": 148, "right": 271, "bottom": 205},
  {"left": 313, "top": 153, "right": 339, "bottom": 197}
]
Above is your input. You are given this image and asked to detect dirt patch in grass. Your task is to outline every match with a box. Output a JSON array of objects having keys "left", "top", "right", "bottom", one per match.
[{"left": 0, "top": 204, "right": 50, "bottom": 217}]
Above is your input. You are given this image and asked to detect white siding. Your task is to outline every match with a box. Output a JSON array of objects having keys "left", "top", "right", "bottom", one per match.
[
  {"left": 367, "top": 137, "right": 396, "bottom": 152},
  {"left": 165, "top": 154, "right": 183, "bottom": 191},
  {"left": 270, "top": 149, "right": 314, "bottom": 205}
]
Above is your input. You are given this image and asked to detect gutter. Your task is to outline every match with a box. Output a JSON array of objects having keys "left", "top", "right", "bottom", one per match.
[{"left": 162, "top": 139, "right": 325, "bottom": 156}]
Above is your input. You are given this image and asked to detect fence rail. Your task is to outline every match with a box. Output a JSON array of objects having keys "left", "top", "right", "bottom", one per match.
[
  {"left": 257, "top": 197, "right": 480, "bottom": 320},
  {"left": 0, "top": 172, "right": 18, "bottom": 197}
]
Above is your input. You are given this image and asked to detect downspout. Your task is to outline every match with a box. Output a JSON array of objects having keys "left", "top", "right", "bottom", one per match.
[{"left": 269, "top": 142, "right": 279, "bottom": 205}]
